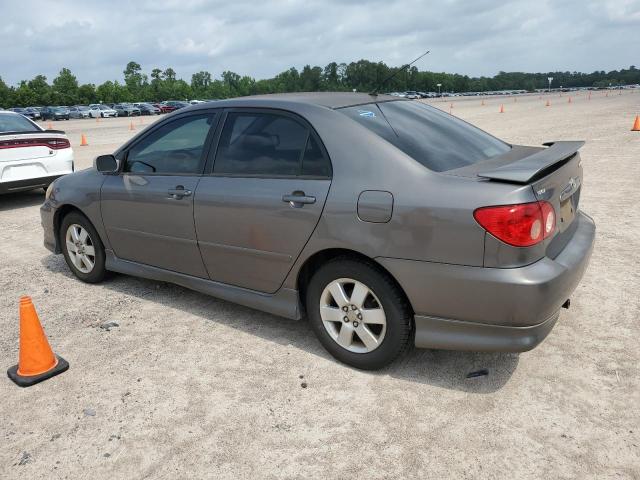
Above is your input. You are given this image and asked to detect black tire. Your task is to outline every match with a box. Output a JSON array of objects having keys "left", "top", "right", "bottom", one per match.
[
  {"left": 59, "top": 211, "right": 106, "bottom": 283},
  {"left": 305, "top": 257, "right": 412, "bottom": 370}
]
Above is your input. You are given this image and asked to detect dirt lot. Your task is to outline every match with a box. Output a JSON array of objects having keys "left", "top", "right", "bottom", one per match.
[{"left": 1, "top": 93, "right": 639, "bottom": 479}]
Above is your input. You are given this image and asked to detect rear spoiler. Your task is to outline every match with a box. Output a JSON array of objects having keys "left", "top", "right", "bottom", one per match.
[
  {"left": 478, "top": 141, "right": 585, "bottom": 184},
  {"left": 0, "top": 129, "right": 66, "bottom": 136}
]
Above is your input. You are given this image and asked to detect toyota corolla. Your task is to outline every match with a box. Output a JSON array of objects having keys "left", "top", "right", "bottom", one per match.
[{"left": 40, "top": 93, "right": 595, "bottom": 369}]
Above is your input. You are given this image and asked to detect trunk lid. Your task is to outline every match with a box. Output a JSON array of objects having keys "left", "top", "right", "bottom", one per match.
[
  {"left": 445, "top": 141, "right": 585, "bottom": 261},
  {"left": 531, "top": 151, "right": 583, "bottom": 258},
  {"left": 0, "top": 131, "right": 68, "bottom": 162}
]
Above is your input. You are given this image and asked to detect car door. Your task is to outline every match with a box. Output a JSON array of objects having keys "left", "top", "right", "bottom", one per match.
[
  {"left": 194, "top": 109, "right": 332, "bottom": 293},
  {"left": 101, "top": 111, "right": 219, "bottom": 277}
]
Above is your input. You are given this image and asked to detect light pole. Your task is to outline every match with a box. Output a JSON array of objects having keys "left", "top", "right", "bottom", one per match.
[
  {"left": 547, "top": 77, "right": 553, "bottom": 93},
  {"left": 437, "top": 83, "right": 442, "bottom": 98}
]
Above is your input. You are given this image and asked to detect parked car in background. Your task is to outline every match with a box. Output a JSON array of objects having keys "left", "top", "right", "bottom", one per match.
[
  {"left": 114, "top": 103, "right": 141, "bottom": 117},
  {"left": 404, "top": 91, "right": 421, "bottom": 99},
  {"left": 134, "top": 103, "right": 161, "bottom": 115},
  {"left": 40, "top": 93, "right": 594, "bottom": 370},
  {"left": 151, "top": 103, "right": 173, "bottom": 113},
  {"left": 0, "top": 111, "right": 74, "bottom": 194},
  {"left": 9, "top": 107, "right": 41, "bottom": 121},
  {"left": 88, "top": 104, "right": 118, "bottom": 118},
  {"left": 24, "top": 107, "right": 42, "bottom": 120},
  {"left": 68, "top": 105, "right": 91, "bottom": 119},
  {"left": 41, "top": 106, "right": 70, "bottom": 121},
  {"left": 161, "top": 100, "right": 190, "bottom": 112}
]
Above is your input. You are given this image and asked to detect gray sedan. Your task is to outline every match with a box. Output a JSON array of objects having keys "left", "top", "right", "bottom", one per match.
[
  {"left": 68, "top": 105, "right": 91, "bottom": 119},
  {"left": 40, "top": 92, "right": 595, "bottom": 369}
]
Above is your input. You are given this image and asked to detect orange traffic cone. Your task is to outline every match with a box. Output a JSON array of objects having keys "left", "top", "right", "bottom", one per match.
[
  {"left": 7, "top": 296, "right": 69, "bottom": 387},
  {"left": 568, "top": 97, "right": 572, "bottom": 104},
  {"left": 481, "top": 99, "right": 485, "bottom": 106},
  {"left": 96, "top": 116, "right": 101, "bottom": 123},
  {"left": 499, "top": 104, "right": 504, "bottom": 113},
  {"left": 545, "top": 100, "right": 551, "bottom": 107},
  {"left": 47, "top": 122, "right": 53, "bottom": 130},
  {"left": 80, "top": 134, "right": 88, "bottom": 146},
  {"left": 631, "top": 116, "right": 640, "bottom": 131},
  {"left": 129, "top": 121, "right": 135, "bottom": 131}
]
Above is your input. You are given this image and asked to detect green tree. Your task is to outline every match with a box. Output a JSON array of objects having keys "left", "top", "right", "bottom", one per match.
[
  {"left": 52, "top": 68, "right": 79, "bottom": 105},
  {"left": 27, "top": 75, "right": 51, "bottom": 105},
  {"left": 123, "top": 61, "right": 147, "bottom": 99},
  {"left": 0, "top": 76, "right": 13, "bottom": 107},
  {"left": 191, "top": 71, "right": 212, "bottom": 97}
]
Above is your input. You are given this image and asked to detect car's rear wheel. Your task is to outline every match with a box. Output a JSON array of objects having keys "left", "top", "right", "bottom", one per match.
[
  {"left": 305, "top": 258, "right": 412, "bottom": 370},
  {"left": 59, "top": 212, "right": 106, "bottom": 283}
]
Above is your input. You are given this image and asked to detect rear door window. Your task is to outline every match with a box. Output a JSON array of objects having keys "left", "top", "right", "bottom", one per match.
[
  {"left": 214, "top": 112, "right": 310, "bottom": 177},
  {"left": 339, "top": 101, "right": 510, "bottom": 172}
]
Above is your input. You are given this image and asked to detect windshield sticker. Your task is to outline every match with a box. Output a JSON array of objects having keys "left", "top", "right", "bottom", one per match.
[{"left": 358, "top": 110, "right": 376, "bottom": 118}]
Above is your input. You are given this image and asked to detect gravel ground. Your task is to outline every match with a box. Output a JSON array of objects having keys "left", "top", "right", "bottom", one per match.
[{"left": 1, "top": 93, "right": 639, "bottom": 479}]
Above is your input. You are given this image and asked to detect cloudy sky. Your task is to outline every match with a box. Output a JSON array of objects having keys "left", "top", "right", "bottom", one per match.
[{"left": 2, "top": 0, "right": 639, "bottom": 86}]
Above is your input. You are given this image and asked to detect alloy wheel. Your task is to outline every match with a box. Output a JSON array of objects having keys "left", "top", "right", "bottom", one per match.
[
  {"left": 319, "top": 278, "right": 387, "bottom": 353},
  {"left": 65, "top": 224, "right": 96, "bottom": 274}
]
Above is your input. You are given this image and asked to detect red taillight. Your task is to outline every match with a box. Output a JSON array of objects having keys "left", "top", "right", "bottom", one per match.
[
  {"left": 0, "top": 137, "right": 70, "bottom": 150},
  {"left": 474, "top": 201, "right": 556, "bottom": 247}
]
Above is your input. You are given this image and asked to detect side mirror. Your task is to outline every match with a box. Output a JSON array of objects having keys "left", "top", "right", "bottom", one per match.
[{"left": 95, "top": 154, "right": 119, "bottom": 173}]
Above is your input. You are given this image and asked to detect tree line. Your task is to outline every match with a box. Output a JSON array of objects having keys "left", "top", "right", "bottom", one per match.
[{"left": 1, "top": 60, "right": 639, "bottom": 108}]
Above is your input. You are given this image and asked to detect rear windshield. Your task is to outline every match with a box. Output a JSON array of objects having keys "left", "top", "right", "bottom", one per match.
[
  {"left": 338, "top": 100, "right": 510, "bottom": 172},
  {"left": 0, "top": 113, "right": 40, "bottom": 133}
]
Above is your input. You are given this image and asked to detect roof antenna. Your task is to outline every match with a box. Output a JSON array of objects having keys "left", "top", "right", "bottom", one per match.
[{"left": 369, "top": 50, "right": 430, "bottom": 96}]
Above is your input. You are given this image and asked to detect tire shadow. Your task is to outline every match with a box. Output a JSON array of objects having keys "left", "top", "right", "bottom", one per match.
[{"left": 41, "top": 253, "right": 519, "bottom": 393}]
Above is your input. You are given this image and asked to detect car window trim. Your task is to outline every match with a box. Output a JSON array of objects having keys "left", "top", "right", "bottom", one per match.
[
  {"left": 117, "top": 109, "right": 221, "bottom": 177},
  {"left": 204, "top": 107, "right": 332, "bottom": 180}
]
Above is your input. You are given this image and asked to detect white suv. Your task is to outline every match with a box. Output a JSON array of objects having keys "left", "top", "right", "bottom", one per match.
[{"left": 0, "top": 111, "right": 74, "bottom": 194}]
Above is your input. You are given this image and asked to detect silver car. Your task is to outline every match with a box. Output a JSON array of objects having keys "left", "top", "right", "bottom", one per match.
[
  {"left": 40, "top": 93, "right": 595, "bottom": 369},
  {"left": 68, "top": 105, "right": 91, "bottom": 119}
]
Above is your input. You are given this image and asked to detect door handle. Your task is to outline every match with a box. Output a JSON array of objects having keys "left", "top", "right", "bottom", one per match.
[
  {"left": 168, "top": 186, "right": 192, "bottom": 199},
  {"left": 282, "top": 192, "right": 316, "bottom": 207}
]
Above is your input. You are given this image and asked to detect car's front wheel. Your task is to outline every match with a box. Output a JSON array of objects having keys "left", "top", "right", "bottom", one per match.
[
  {"left": 59, "top": 212, "right": 106, "bottom": 283},
  {"left": 305, "top": 258, "right": 412, "bottom": 370}
]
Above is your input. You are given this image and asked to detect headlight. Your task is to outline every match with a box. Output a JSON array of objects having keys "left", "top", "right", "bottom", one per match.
[{"left": 45, "top": 182, "right": 55, "bottom": 200}]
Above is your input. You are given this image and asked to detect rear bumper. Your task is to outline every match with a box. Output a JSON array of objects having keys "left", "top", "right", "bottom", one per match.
[
  {"left": 0, "top": 174, "right": 64, "bottom": 194},
  {"left": 377, "top": 211, "right": 595, "bottom": 352},
  {"left": 414, "top": 312, "right": 559, "bottom": 352}
]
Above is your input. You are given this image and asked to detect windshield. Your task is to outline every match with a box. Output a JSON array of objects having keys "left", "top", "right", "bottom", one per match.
[
  {"left": 338, "top": 100, "right": 510, "bottom": 172},
  {"left": 0, "top": 113, "right": 41, "bottom": 133}
]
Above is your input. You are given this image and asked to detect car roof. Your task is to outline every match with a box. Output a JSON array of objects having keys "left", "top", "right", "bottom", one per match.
[
  {"left": 170, "top": 92, "right": 404, "bottom": 112},
  {"left": 197, "top": 92, "right": 403, "bottom": 110}
]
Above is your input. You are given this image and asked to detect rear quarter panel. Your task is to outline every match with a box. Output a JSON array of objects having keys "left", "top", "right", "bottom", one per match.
[{"left": 278, "top": 104, "right": 536, "bottom": 290}]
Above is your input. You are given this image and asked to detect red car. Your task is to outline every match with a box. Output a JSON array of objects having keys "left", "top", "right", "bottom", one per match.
[{"left": 149, "top": 103, "right": 173, "bottom": 114}]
